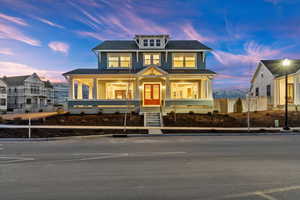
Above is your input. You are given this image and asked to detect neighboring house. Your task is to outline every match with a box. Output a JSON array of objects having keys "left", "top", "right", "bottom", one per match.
[
  {"left": 63, "top": 34, "right": 216, "bottom": 114},
  {"left": 250, "top": 59, "right": 300, "bottom": 108},
  {"left": 0, "top": 78, "right": 7, "bottom": 113},
  {"left": 53, "top": 82, "right": 69, "bottom": 107},
  {"left": 2, "top": 73, "right": 54, "bottom": 113}
]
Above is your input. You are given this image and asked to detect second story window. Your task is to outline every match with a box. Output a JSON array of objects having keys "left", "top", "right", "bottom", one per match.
[
  {"left": 156, "top": 39, "right": 161, "bottom": 47},
  {"left": 149, "top": 39, "right": 154, "bottom": 47},
  {"left": 143, "top": 53, "right": 160, "bottom": 66},
  {"left": 0, "top": 87, "right": 6, "bottom": 94},
  {"left": 143, "top": 39, "right": 148, "bottom": 47},
  {"left": 173, "top": 53, "right": 196, "bottom": 68},
  {"left": 107, "top": 53, "right": 131, "bottom": 68},
  {"left": 255, "top": 87, "right": 259, "bottom": 96},
  {"left": 266, "top": 85, "right": 271, "bottom": 97}
]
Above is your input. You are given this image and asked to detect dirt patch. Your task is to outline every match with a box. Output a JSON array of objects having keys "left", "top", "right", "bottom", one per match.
[{"left": 0, "top": 128, "right": 147, "bottom": 138}]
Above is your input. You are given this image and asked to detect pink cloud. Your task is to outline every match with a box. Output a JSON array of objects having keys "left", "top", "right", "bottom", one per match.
[
  {"left": 48, "top": 41, "right": 69, "bottom": 55},
  {"left": 0, "top": 22, "right": 40, "bottom": 46},
  {"left": 212, "top": 41, "right": 281, "bottom": 66},
  {"left": 0, "top": 12, "right": 28, "bottom": 26},
  {"left": 76, "top": 31, "right": 105, "bottom": 41},
  {"left": 0, "top": 61, "right": 64, "bottom": 82},
  {"left": 35, "top": 17, "right": 64, "bottom": 29},
  {"left": 0, "top": 48, "right": 14, "bottom": 56},
  {"left": 181, "top": 23, "right": 215, "bottom": 43}
]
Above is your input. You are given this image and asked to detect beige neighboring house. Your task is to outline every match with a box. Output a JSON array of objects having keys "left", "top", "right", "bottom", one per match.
[
  {"left": 250, "top": 59, "right": 300, "bottom": 109},
  {"left": 2, "top": 73, "right": 54, "bottom": 113},
  {"left": 0, "top": 78, "right": 7, "bottom": 113}
]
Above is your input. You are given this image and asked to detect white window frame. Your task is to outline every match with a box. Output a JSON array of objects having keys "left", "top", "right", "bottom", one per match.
[
  {"left": 143, "top": 53, "right": 161, "bottom": 66},
  {"left": 107, "top": 53, "right": 132, "bottom": 68},
  {"left": 172, "top": 53, "right": 197, "bottom": 68}
]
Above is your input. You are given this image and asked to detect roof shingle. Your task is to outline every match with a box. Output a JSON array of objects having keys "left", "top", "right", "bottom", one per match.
[{"left": 261, "top": 59, "right": 300, "bottom": 77}]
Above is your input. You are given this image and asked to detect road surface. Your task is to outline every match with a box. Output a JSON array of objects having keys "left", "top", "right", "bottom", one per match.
[{"left": 1, "top": 135, "right": 300, "bottom": 199}]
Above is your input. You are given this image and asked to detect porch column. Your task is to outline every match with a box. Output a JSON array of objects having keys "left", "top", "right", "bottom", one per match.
[
  {"left": 166, "top": 77, "right": 170, "bottom": 99},
  {"left": 135, "top": 78, "right": 140, "bottom": 99},
  {"left": 77, "top": 82, "right": 83, "bottom": 99},
  {"left": 93, "top": 78, "right": 97, "bottom": 99},
  {"left": 273, "top": 79, "right": 277, "bottom": 107},
  {"left": 207, "top": 78, "right": 213, "bottom": 100},
  {"left": 294, "top": 75, "right": 300, "bottom": 105},
  {"left": 70, "top": 78, "right": 74, "bottom": 99},
  {"left": 88, "top": 83, "right": 93, "bottom": 100}
]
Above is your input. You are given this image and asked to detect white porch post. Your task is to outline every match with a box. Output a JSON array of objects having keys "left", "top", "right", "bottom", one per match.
[
  {"left": 88, "top": 83, "right": 93, "bottom": 100},
  {"left": 77, "top": 82, "right": 83, "bottom": 99},
  {"left": 135, "top": 78, "right": 140, "bottom": 99},
  {"left": 207, "top": 78, "right": 213, "bottom": 99},
  {"left": 294, "top": 75, "right": 300, "bottom": 105},
  {"left": 166, "top": 77, "right": 170, "bottom": 99},
  {"left": 93, "top": 78, "right": 97, "bottom": 99},
  {"left": 273, "top": 79, "right": 277, "bottom": 107}
]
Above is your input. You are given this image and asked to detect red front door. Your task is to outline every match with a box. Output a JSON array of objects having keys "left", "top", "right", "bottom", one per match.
[{"left": 144, "top": 84, "right": 160, "bottom": 106}]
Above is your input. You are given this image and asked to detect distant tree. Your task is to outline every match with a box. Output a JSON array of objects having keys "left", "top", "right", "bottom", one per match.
[{"left": 234, "top": 98, "right": 243, "bottom": 113}]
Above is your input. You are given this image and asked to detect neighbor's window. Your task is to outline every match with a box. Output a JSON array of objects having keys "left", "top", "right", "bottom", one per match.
[
  {"left": 172, "top": 53, "right": 196, "bottom": 68},
  {"left": 255, "top": 87, "right": 259, "bottom": 96},
  {"left": 0, "top": 87, "right": 6, "bottom": 94},
  {"left": 171, "top": 82, "right": 198, "bottom": 99},
  {"left": 266, "top": 85, "right": 271, "bottom": 97},
  {"left": 143, "top": 53, "right": 160, "bottom": 66},
  {"left": 106, "top": 82, "right": 133, "bottom": 100},
  {"left": 0, "top": 98, "right": 6, "bottom": 106},
  {"left": 107, "top": 53, "right": 131, "bottom": 68}
]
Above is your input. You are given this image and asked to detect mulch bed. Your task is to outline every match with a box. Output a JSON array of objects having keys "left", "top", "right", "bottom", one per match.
[
  {"left": 0, "top": 128, "right": 147, "bottom": 138},
  {"left": 163, "top": 111, "right": 300, "bottom": 127}
]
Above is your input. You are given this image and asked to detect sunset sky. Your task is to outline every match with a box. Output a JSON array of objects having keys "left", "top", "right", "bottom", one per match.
[{"left": 0, "top": 0, "right": 299, "bottom": 89}]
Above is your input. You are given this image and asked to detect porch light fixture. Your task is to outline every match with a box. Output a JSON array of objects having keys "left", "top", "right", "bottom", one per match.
[{"left": 282, "top": 58, "right": 290, "bottom": 130}]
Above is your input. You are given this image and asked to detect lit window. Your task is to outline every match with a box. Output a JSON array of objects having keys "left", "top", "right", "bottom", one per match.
[
  {"left": 173, "top": 53, "right": 196, "bottom": 68},
  {"left": 156, "top": 39, "right": 161, "bottom": 46},
  {"left": 143, "top": 53, "right": 160, "bottom": 66},
  {"left": 150, "top": 39, "right": 154, "bottom": 47},
  {"left": 143, "top": 39, "right": 148, "bottom": 47},
  {"left": 171, "top": 82, "right": 198, "bottom": 99},
  {"left": 106, "top": 82, "right": 133, "bottom": 100},
  {"left": 107, "top": 53, "right": 131, "bottom": 68}
]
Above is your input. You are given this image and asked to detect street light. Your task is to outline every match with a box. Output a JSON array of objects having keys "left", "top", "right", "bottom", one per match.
[{"left": 282, "top": 58, "right": 290, "bottom": 130}]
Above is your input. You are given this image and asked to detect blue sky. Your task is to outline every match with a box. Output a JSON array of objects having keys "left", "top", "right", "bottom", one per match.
[{"left": 0, "top": 0, "right": 299, "bottom": 89}]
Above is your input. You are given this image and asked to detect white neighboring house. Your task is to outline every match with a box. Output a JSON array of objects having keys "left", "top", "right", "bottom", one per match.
[
  {"left": 2, "top": 73, "right": 54, "bottom": 113},
  {"left": 250, "top": 59, "right": 300, "bottom": 108},
  {"left": 0, "top": 78, "right": 7, "bottom": 113}
]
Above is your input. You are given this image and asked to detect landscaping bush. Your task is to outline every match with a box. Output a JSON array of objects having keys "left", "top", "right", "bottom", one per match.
[{"left": 189, "top": 111, "right": 194, "bottom": 115}]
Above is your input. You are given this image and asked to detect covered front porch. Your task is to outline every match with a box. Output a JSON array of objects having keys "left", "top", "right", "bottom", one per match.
[
  {"left": 67, "top": 66, "right": 214, "bottom": 114},
  {"left": 273, "top": 73, "right": 300, "bottom": 107}
]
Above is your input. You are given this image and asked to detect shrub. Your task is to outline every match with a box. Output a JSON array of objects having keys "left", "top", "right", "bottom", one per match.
[
  {"left": 188, "top": 111, "right": 194, "bottom": 115},
  {"left": 39, "top": 109, "right": 43, "bottom": 112},
  {"left": 25, "top": 110, "right": 29, "bottom": 113},
  {"left": 97, "top": 111, "right": 103, "bottom": 115},
  {"left": 115, "top": 111, "right": 120, "bottom": 114},
  {"left": 213, "top": 110, "right": 219, "bottom": 115},
  {"left": 207, "top": 112, "right": 212, "bottom": 116},
  {"left": 80, "top": 111, "right": 85, "bottom": 116},
  {"left": 169, "top": 111, "right": 175, "bottom": 115},
  {"left": 0, "top": 116, "right": 3, "bottom": 124}
]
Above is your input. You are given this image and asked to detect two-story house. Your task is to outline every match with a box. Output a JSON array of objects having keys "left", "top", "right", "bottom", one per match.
[
  {"left": 3, "top": 73, "right": 54, "bottom": 113},
  {"left": 63, "top": 35, "right": 216, "bottom": 115},
  {"left": 250, "top": 59, "right": 300, "bottom": 109},
  {"left": 0, "top": 78, "right": 7, "bottom": 113}
]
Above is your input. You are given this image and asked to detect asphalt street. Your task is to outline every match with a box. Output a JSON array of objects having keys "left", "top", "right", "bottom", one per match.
[{"left": 1, "top": 135, "right": 300, "bottom": 200}]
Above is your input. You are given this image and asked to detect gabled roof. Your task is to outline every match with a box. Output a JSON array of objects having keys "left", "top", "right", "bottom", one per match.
[
  {"left": 92, "top": 40, "right": 211, "bottom": 51},
  {"left": 261, "top": 59, "right": 300, "bottom": 77},
  {"left": 2, "top": 75, "right": 31, "bottom": 86},
  {"left": 137, "top": 66, "right": 168, "bottom": 76}
]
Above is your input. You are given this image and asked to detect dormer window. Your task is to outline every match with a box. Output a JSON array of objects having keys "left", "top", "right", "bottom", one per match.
[
  {"left": 156, "top": 39, "right": 161, "bottom": 47},
  {"left": 149, "top": 39, "right": 154, "bottom": 47},
  {"left": 143, "top": 39, "right": 148, "bottom": 47}
]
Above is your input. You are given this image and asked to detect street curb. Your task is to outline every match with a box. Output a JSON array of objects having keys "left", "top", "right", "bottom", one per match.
[{"left": 0, "top": 134, "right": 112, "bottom": 142}]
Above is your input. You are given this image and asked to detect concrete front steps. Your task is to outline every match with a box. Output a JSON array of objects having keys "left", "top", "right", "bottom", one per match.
[{"left": 144, "top": 112, "right": 163, "bottom": 134}]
